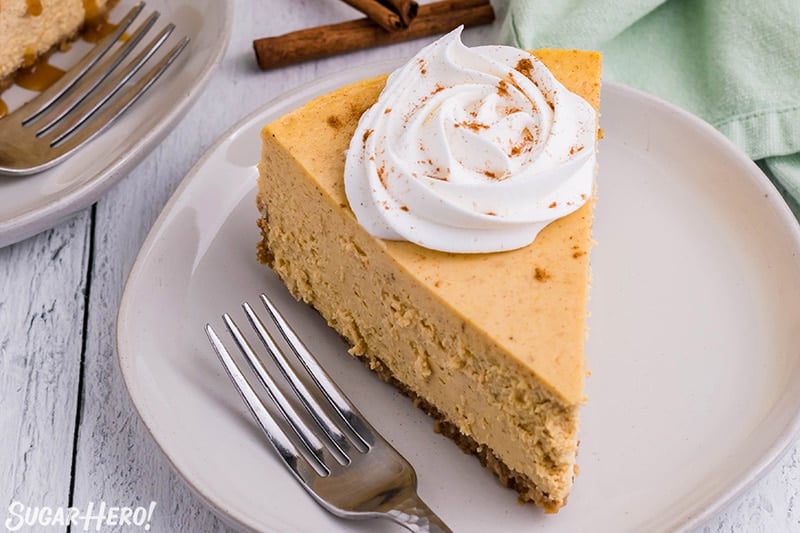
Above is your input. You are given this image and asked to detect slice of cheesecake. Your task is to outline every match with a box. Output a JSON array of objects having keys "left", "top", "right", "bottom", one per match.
[
  {"left": 0, "top": 0, "right": 111, "bottom": 86},
  {"left": 257, "top": 49, "right": 600, "bottom": 512}
]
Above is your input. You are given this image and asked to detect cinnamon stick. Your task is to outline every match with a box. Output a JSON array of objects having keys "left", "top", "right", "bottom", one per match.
[
  {"left": 340, "top": 0, "right": 404, "bottom": 32},
  {"left": 378, "top": 0, "right": 419, "bottom": 26},
  {"left": 253, "top": 0, "right": 495, "bottom": 71}
]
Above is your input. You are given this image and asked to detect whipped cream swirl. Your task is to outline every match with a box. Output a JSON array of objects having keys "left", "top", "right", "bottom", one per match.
[{"left": 344, "top": 27, "right": 597, "bottom": 253}]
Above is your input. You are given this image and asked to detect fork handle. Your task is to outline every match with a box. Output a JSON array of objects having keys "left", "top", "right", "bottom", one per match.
[{"left": 385, "top": 493, "right": 452, "bottom": 533}]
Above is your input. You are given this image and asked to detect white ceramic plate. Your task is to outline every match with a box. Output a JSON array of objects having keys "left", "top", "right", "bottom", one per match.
[
  {"left": 0, "top": 0, "right": 233, "bottom": 247},
  {"left": 118, "top": 61, "right": 800, "bottom": 533}
]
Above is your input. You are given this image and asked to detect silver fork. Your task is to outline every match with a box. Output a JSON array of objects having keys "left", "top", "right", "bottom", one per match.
[
  {"left": 205, "top": 294, "right": 452, "bottom": 532},
  {"left": 0, "top": 2, "right": 189, "bottom": 176}
]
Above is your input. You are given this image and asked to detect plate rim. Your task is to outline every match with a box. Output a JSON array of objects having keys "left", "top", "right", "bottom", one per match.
[
  {"left": 117, "top": 60, "right": 800, "bottom": 532},
  {"left": 0, "top": 0, "right": 235, "bottom": 248}
]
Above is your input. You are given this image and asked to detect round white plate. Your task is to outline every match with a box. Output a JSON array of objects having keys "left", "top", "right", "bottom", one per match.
[
  {"left": 117, "top": 61, "right": 800, "bottom": 533},
  {"left": 0, "top": 0, "right": 233, "bottom": 248}
]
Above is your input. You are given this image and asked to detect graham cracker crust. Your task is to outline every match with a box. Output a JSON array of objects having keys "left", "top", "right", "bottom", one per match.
[
  {"left": 256, "top": 197, "right": 274, "bottom": 266},
  {"left": 361, "top": 353, "right": 563, "bottom": 513}
]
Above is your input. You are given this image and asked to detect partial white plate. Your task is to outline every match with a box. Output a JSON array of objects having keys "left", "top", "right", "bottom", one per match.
[
  {"left": 0, "top": 0, "right": 233, "bottom": 247},
  {"left": 118, "top": 60, "right": 800, "bottom": 533}
]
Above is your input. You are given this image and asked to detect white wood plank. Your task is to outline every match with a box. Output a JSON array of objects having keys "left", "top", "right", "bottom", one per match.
[{"left": 0, "top": 212, "right": 90, "bottom": 522}]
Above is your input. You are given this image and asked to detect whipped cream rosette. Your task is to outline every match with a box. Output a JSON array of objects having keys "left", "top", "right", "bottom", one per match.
[{"left": 344, "top": 27, "right": 597, "bottom": 253}]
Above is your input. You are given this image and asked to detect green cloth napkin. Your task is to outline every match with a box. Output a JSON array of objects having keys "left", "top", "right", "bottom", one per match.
[{"left": 500, "top": 0, "right": 800, "bottom": 218}]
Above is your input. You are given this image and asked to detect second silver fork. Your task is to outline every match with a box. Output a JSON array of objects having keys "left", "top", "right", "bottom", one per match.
[
  {"left": 206, "top": 294, "right": 451, "bottom": 532},
  {"left": 0, "top": 2, "right": 188, "bottom": 176}
]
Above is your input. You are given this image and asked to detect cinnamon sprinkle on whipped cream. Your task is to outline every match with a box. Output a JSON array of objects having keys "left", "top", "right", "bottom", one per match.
[{"left": 344, "top": 27, "right": 597, "bottom": 254}]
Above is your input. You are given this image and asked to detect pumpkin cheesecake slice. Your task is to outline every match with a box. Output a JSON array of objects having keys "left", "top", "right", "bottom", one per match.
[{"left": 257, "top": 30, "right": 600, "bottom": 512}]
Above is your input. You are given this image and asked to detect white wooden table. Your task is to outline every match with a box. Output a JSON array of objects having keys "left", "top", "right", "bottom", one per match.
[{"left": 1, "top": 1, "right": 798, "bottom": 531}]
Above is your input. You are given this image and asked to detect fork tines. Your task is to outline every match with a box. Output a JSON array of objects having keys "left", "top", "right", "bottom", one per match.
[
  {"left": 205, "top": 294, "right": 375, "bottom": 478},
  {"left": 206, "top": 294, "right": 452, "bottom": 532}
]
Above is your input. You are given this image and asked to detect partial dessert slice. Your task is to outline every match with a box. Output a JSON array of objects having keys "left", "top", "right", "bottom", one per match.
[
  {"left": 257, "top": 49, "right": 600, "bottom": 512},
  {"left": 0, "top": 0, "right": 111, "bottom": 86}
]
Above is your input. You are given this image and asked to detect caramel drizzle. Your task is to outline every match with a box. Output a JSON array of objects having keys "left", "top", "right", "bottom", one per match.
[
  {"left": 82, "top": 0, "right": 124, "bottom": 43},
  {"left": 0, "top": 0, "right": 122, "bottom": 118},
  {"left": 25, "top": 0, "right": 43, "bottom": 16},
  {"left": 82, "top": 0, "right": 102, "bottom": 19},
  {"left": 15, "top": 58, "right": 66, "bottom": 92},
  {"left": 82, "top": 18, "right": 121, "bottom": 43}
]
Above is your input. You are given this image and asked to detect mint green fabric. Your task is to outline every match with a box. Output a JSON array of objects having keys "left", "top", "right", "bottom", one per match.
[{"left": 500, "top": 0, "right": 800, "bottom": 217}]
